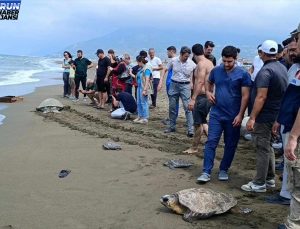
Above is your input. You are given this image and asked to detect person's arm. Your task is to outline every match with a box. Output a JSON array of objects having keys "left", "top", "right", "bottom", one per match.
[
  {"left": 248, "top": 65, "right": 254, "bottom": 75},
  {"left": 285, "top": 108, "right": 300, "bottom": 161},
  {"left": 142, "top": 69, "right": 151, "bottom": 96},
  {"left": 104, "top": 58, "right": 112, "bottom": 82},
  {"left": 158, "top": 61, "right": 172, "bottom": 91},
  {"left": 62, "top": 60, "right": 70, "bottom": 69},
  {"left": 153, "top": 64, "right": 163, "bottom": 71},
  {"left": 112, "top": 95, "right": 119, "bottom": 108},
  {"left": 233, "top": 86, "right": 250, "bottom": 127},
  {"left": 246, "top": 88, "right": 268, "bottom": 131},
  {"left": 188, "top": 65, "right": 205, "bottom": 110},
  {"left": 87, "top": 59, "right": 93, "bottom": 69}
]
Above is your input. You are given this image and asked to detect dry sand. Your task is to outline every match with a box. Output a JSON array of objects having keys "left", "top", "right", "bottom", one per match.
[{"left": 0, "top": 76, "right": 288, "bottom": 229}]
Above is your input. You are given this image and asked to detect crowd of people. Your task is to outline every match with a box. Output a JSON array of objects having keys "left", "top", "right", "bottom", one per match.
[{"left": 61, "top": 23, "right": 300, "bottom": 228}]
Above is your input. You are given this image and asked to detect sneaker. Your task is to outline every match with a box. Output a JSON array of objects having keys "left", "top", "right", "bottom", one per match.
[
  {"left": 241, "top": 181, "right": 266, "bottom": 193},
  {"left": 266, "top": 179, "right": 276, "bottom": 188},
  {"left": 272, "top": 142, "right": 283, "bottom": 149},
  {"left": 164, "top": 128, "right": 176, "bottom": 133},
  {"left": 197, "top": 173, "right": 211, "bottom": 183},
  {"left": 72, "top": 98, "right": 79, "bottom": 102},
  {"left": 83, "top": 97, "right": 87, "bottom": 102},
  {"left": 244, "top": 133, "right": 252, "bottom": 141},
  {"left": 266, "top": 193, "right": 290, "bottom": 205},
  {"left": 161, "top": 118, "right": 170, "bottom": 126},
  {"left": 218, "top": 170, "right": 229, "bottom": 181},
  {"left": 122, "top": 113, "right": 131, "bottom": 121},
  {"left": 149, "top": 105, "right": 156, "bottom": 109},
  {"left": 136, "top": 119, "right": 148, "bottom": 124},
  {"left": 187, "top": 132, "right": 194, "bottom": 138}
]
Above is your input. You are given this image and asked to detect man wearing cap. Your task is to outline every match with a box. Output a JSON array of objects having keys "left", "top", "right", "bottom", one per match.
[
  {"left": 96, "top": 49, "right": 111, "bottom": 109},
  {"left": 204, "top": 41, "right": 217, "bottom": 66},
  {"left": 277, "top": 24, "right": 300, "bottom": 229},
  {"left": 74, "top": 50, "right": 93, "bottom": 101},
  {"left": 242, "top": 40, "right": 288, "bottom": 193}
]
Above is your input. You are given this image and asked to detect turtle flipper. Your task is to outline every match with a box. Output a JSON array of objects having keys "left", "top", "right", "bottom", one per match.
[{"left": 182, "top": 210, "right": 194, "bottom": 222}]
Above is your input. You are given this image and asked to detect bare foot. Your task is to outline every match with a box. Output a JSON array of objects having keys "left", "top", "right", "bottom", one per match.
[{"left": 182, "top": 148, "right": 198, "bottom": 155}]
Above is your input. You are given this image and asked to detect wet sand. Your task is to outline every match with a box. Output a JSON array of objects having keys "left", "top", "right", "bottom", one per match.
[{"left": 0, "top": 75, "right": 288, "bottom": 228}]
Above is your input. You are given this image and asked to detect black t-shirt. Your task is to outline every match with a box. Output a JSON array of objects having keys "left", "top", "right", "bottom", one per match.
[
  {"left": 74, "top": 57, "right": 92, "bottom": 77},
  {"left": 205, "top": 54, "right": 216, "bottom": 66},
  {"left": 251, "top": 60, "right": 288, "bottom": 123},
  {"left": 115, "top": 92, "right": 137, "bottom": 113},
  {"left": 97, "top": 56, "right": 111, "bottom": 78}
]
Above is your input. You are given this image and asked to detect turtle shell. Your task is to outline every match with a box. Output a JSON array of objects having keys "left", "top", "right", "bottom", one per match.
[
  {"left": 36, "top": 98, "right": 64, "bottom": 111},
  {"left": 177, "top": 188, "right": 237, "bottom": 216}
]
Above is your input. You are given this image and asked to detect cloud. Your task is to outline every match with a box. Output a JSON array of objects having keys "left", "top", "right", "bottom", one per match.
[{"left": 0, "top": 0, "right": 299, "bottom": 55}]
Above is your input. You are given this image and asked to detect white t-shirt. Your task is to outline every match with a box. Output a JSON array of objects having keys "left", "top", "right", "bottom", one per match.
[
  {"left": 149, "top": 56, "right": 162, "bottom": 79},
  {"left": 288, "top": 63, "right": 300, "bottom": 86},
  {"left": 251, "top": 55, "right": 264, "bottom": 81}
]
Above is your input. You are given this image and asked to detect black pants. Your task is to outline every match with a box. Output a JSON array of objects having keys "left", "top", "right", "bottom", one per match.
[
  {"left": 75, "top": 76, "right": 87, "bottom": 99},
  {"left": 125, "top": 83, "right": 133, "bottom": 95},
  {"left": 150, "top": 78, "right": 160, "bottom": 107},
  {"left": 63, "top": 72, "right": 70, "bottom": 96}
]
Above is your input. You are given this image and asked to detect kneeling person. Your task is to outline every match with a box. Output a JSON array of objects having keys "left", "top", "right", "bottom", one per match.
[
  {"left": 79, "top": 79, "right": 99, "bottom": 104},
  {"left": 111, "top": 89, "right": 137, "bottom": 120}
]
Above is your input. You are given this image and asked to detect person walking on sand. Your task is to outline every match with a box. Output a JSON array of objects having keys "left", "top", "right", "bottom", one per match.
[
  {"left": 197, "top": 46, "right": 252, "bottom": 183},
  {"left": 164, "top": 46, "right": 196, "bottom": 137},
  {"left": 241, "top": 40, "right": 288, "bottom": 193},
  {"left": 133, "top": 55, "right": 152, "bottom": 124},
  {"left": 183, "top": 44, "right": 213, "bottom": 155},
  {"left": 73, "top": 50, "right": 93, "bottom": 101},
  {"left": 96, "top": 49, "right": 111, "bottom": 109},
  {"left": 62, "top": 51, "right": 72, "bottom": 98},
  {"left": 148, "top": 48, "right": 163, "bottom": 109}
]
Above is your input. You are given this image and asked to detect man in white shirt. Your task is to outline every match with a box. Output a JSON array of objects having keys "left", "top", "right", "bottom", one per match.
[
  {"left": 164, "top": 46, "right": 196, "bottom": 137},
  {"left": 249, "top": 45, "right": 264, "bottom": 82},
  {"left": 148, "top": 48, "right": 163, "bottom": 108}
]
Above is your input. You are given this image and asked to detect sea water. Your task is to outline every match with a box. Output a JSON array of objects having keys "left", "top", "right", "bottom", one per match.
[{"left": 0, "top": 54, "right": 63, "bottom": 125}]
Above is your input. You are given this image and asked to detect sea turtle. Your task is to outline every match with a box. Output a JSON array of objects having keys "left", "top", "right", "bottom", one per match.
[
  {"left": 160, "top": 188, "right": 237, "bottom": 222},
  {"left": 36, "top": 98, "right": 64, "bottom": 114},
  {"left": 163, "top": 159, "right": 193, "bottom": 169}
]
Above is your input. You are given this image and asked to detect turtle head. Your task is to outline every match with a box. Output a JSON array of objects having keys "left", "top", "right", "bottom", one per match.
[{"left": 160, "top": 194, "right": 184, "bottom": 214}]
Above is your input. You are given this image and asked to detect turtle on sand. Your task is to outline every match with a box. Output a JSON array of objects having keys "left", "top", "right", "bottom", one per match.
[
  {"left": 160, "top": 188, "right": 238, "bottom": 222},
  {"left": 36, "top": 98, "right": 64, "bottom": 114},
  {"left": 163, "top": 159, "right": 193, "bottom": 169}
]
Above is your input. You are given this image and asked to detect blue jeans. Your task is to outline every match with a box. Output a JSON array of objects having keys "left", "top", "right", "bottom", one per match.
[
  {"left": 166, "top": 82, "right": 179, "bottom": 119},
  {"left": 63, "top": 72, "right": 70, "bottom": 96},
  {"left": 137, "top": 84, "right": 149, "bottom": 119},
  {"left": 151, "top": 78, "right": 160, "bottom": 107},
  {"left": 168, "top": 81, "right": 193, "bottom": 133},
  {"left": 203, "top": 115, "right": 240, "bottom": 174}
]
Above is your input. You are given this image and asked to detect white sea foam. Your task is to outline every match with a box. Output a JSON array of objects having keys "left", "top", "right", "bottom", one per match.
[{"left": 0, "top": 114, "right": 5, "bottom": 125}]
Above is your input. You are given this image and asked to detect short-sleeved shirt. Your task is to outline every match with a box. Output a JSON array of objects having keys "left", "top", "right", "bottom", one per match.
[
  {"left": 63, "top": 59, "right": 71, "bottom": 73},
  {"left": 97, "top": 56, "right": 111, "bottom": 78},
  {"left": 205, "top": 54, "right": 216, "bottom": 66},
  {"left": 115, "top": 92, "right": 137, "bottom": 113},
  {"left": 74, "top": 57, "right": 92, "bottom": 78},
  {"left": 209, "top": 64, "right": 252, "bottom": 120},
  {"left": 137, "top": 69, "right": 151, "bottom": 88},
  {"left": 251, "top": 55, "right": 264, "bottom": 81},
  {"left": 167, "top": 57, "right": 196, "bottom": 83},
  {"left": 149, "top": 56, "right": 162, "bottom": 79},
  {"left": 251, "top": 60, "right": 288, "bottom": 123}
]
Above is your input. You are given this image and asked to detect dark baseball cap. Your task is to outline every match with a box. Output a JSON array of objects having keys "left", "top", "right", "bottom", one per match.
[{"left": 96, "top": 49, "right": 104, "bottom": 55}]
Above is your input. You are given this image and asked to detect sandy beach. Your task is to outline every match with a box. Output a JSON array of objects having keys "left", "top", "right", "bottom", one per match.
[{"left": 0, "top": 70, "right": 289, "bottom": 229}]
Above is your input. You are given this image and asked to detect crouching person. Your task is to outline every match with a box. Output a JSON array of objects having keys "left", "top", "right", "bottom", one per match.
[
  {"left": 79, "top": 79, "right": 99, "bottom": 104},
  {"left": 111, "top": 89, "right": 137, "bottom": 120}
]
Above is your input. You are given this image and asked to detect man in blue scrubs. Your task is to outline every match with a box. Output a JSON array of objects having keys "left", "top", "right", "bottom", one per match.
[{"left": 197, "top": 46, "right": 252, "bottom": 183}]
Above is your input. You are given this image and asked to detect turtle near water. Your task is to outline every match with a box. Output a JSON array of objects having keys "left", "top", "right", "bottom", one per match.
[
  {"left": 160, "top": 187, "right": 238, "bottom": 222},
  {"left": 36, "top": 98, "right": 64, "bottom": 114}
]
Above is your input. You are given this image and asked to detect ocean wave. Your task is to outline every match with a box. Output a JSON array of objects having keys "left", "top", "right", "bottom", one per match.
[{"left": 0, "top": 114, "right": 5, "bottom": 125}]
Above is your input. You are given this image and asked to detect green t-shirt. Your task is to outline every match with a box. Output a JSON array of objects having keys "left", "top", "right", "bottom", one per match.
[{"left": 74, "top": 57, "right": 92, "bottom": 77}]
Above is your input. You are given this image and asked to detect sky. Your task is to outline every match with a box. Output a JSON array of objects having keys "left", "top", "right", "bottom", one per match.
[{"left": 0, "top": 0, "right": 299, "bottom": 56}]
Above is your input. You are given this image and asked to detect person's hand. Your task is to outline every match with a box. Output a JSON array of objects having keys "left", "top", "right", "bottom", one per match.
[
  {"left": 232, "top": 114, "right": 243, "bottom": 127},
  {"left": 108, "top": 66, "right": 113, "bottom": 71},
  {"left": 188, "top": 98, "right": 195, "bottom": 111},
  {"left": 246, "top": 118, "right": 255, "bottom": 131},
  {"left": 157, "top": 83, "right": 163, "bottom": 92},
  {"left": 206, "top": 92, "right": 216, "bottom": 104},
  {"left": 142, "top": 90, "right": 148, "bottom": 96},
  {"left": 104, "top": 77, "right": 108, "bottom": 82},
  {"left": 272, "top": 121, "right": 281, "bottom": 136},
  {"left": 285, "top": 135, "right": 298, "bottom": 161}
]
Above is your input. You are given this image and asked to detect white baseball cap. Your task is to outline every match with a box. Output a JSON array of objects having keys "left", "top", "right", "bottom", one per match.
[{"left": 259, "top": 40, "right": 278, "bottom": 54}]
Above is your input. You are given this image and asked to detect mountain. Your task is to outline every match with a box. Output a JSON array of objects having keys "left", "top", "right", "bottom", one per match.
[{"left": 53, "top": 27, "right": 261, "bottom": 60}]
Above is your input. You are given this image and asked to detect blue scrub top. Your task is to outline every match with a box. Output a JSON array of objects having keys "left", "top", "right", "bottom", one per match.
[{"left": 209, "top": 65, "right": 252, "bottom": 120}]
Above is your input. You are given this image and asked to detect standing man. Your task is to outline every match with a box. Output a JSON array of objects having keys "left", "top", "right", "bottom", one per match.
[
  {"left": 164, "top": 46, "right": 196, "bottom": 137},
  {"left": 183, "top": 44, "right": 213, "bottom": 154},
  {"left": 197, "top": 46, "right": 252, "bottom": 183},
  {"left": 158, "top": 46, "right": 178, "bottom": 125},
  {"left": 74, "top": 50, "right": 93, "bottom": 101},
  {"left": 148, "top": 48, "right": 163, "bottom": 108},
  {"left": 204, "top": 41, "right": 217, "bottom": 66},
  {"left": 242, "top": 40, "right": 288, "bottom": 192},
  {"left": 96, "top": 49, "right": 111, "bottom": 109}
]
